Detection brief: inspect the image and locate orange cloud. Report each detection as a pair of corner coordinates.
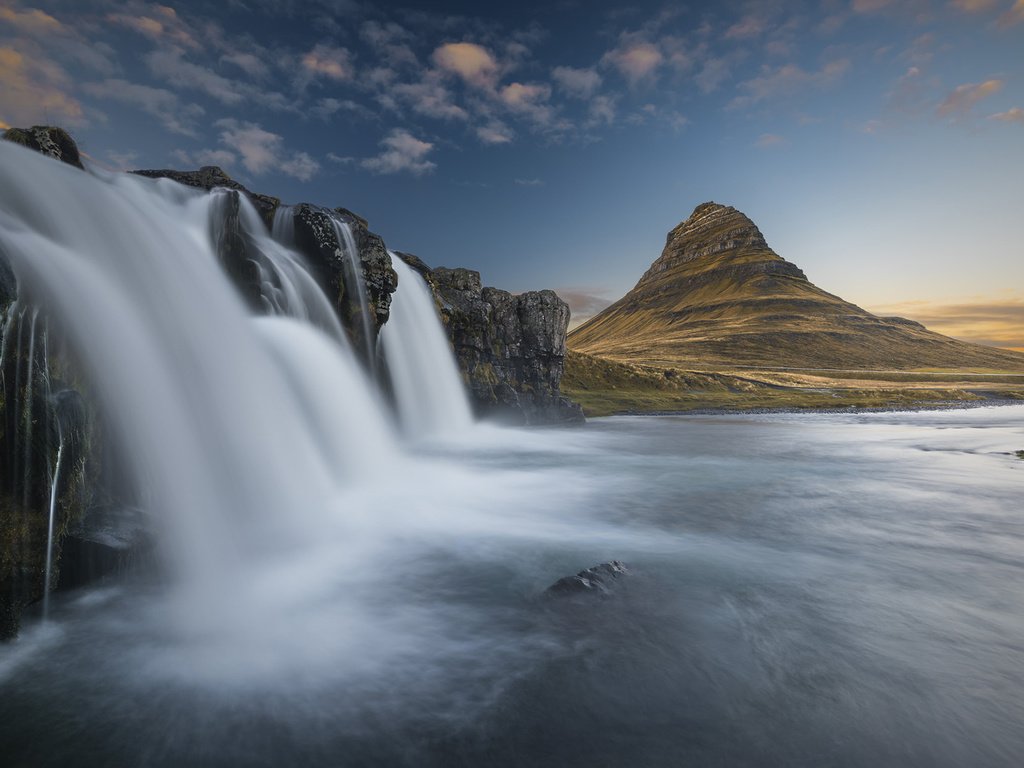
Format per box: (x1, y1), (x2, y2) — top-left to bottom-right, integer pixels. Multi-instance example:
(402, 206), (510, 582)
(603, 42), (663, 85)
(950, 0), (998, 10)
(432, 42), (498, 88)
(0, 7), (64, 34)
(868, 298), (1024, 351)
(0, 46), (84, 126)
(990, 107), (1024, 122)
(301, 45), (353, 81)
(936, 79), (1003, 116)
(999, 0), (1024, 26)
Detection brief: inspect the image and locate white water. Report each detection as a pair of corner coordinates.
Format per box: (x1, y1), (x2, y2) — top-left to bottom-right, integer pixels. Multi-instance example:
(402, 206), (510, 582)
(42, 430), (63, 620)
(330, 217), (377, 370)
(381, 253), (474, 436)
(0, 141), (398, 616)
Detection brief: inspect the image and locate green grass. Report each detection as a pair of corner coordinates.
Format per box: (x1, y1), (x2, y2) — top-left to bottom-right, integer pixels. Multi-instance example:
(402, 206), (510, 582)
(563, 351), (989, 417)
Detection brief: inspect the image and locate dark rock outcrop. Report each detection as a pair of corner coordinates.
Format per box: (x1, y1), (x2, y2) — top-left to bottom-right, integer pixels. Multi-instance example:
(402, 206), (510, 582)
(2, 125), (84, 169)
(286, 204), (396, 361)
(546, 561), (629, 596)
(397, 258), (583, 425)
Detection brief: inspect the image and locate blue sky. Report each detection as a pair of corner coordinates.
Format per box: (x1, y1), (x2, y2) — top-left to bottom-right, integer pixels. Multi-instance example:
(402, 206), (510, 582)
(2, 0), (1023, 347)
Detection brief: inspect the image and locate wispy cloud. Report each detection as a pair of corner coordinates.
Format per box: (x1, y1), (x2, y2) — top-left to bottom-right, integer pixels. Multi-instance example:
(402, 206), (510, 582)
(362, 129), (436, 175)
(868, 298), (1024, 351)
(186, 119), (322, 181)
(476, 121), (514, 144)
(936, 79), (1003, 117)
(83, 78), (204, 136)
(755, 133), (786, 148)
(990, 107), (1024, 123)
(602, 39), (663, 86)
(999, 0), (1024, 26)
(300, 44), (354, 82)
(559, 289), (616, 329)
(514, 177), (544, 186)
(552, 65), (602, 99)
(950, 0), (999, 12)
(730, 58), (850, 109)
(0, 45), (85, 125)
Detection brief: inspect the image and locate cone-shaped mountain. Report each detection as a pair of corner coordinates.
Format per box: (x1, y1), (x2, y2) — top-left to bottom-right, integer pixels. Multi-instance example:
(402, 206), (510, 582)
(569, 202), (1024, 370)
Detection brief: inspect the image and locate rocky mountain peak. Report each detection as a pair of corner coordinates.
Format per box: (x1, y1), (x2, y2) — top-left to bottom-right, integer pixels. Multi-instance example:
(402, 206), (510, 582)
(634, 202), (796, 290)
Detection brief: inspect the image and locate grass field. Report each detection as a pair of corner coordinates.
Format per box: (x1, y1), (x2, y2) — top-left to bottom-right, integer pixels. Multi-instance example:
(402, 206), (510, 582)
(562, 351), (1024, 417)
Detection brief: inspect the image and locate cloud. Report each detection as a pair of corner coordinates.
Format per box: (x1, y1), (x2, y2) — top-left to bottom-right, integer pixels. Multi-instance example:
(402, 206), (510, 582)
(211, 119), (320, 180)
(603, 41), (663, 85)
(999, 0), (1024, 26)
(0, 45), (84, 126)
(362, 129), (436, 175)
(0, 6), (64, 35)
(867, 298), (1024, 350)
(393, 79), (468, 120)
(852, 0), (894, 12)
(301, 44), (353, 81)
(936, 79), (1003, 116)
(730, 58), (850, 109)
(587, 95), (617, 126)
(990, 107), (1024, 122)
(695, 57), (730, 93)
(432, 42), (498, 88)
(146, 47), (245, 105)
(476, 121), (515, 144)
(172, 147), (238, 169)
(514, 177), (544, 186)
(950, 0), (998, 11)
(107, 6), (199, 50)
(559, 289), (615, 328)
(499, 81), (555, 125)
(83, 78), (204, 136)
(725, 15), (767, 40)
(311, 97), (373, 120)
(552, 66), (601, 98)
(755, 133), (786, 147)
(221, 51), (269, 79)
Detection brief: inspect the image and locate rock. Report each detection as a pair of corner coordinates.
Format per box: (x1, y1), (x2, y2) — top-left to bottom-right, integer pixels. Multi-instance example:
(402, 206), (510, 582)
(400, 257), (584, 426)
(2, 125), (84, 169)
(57, 505), (151, 591)
(286, 204), (397, 364)
(545, 561), (630, 596)
(132, 166), (280, 230)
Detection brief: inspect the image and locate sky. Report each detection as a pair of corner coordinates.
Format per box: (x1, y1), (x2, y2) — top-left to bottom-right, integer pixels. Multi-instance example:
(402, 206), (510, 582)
(1, 0), (1022, 349)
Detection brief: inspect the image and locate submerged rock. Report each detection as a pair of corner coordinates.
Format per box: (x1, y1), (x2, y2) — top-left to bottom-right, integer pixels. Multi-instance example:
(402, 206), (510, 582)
(546, 561), (630, 596)
(397, 256), (584, 426)
(2, 125), (84, 169)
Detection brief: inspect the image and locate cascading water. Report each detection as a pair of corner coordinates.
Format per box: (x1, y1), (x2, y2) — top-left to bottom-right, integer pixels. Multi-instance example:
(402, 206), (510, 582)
(329, 217), (377, 372)
(0, 141), (397, 619)
(381, 253), (474, 436)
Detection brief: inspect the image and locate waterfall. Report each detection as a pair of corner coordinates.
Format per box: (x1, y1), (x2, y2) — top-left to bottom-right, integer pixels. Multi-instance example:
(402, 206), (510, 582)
(0, 141), (398, 612)
(381, 254), (474, 436)
(42, 425), (63, 621)
(329, 218), (377, 372)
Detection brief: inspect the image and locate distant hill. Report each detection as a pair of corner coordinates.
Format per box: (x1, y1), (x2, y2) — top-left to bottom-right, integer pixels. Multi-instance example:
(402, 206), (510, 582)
(568, 202), (1024, 372)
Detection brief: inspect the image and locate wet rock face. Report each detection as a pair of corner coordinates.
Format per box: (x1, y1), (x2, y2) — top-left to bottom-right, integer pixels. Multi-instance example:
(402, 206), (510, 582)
(406, 260), (584, 425)
(2, 126), (84, 170)
(287, 204), (397, 363)
(546, 561), (630, 597)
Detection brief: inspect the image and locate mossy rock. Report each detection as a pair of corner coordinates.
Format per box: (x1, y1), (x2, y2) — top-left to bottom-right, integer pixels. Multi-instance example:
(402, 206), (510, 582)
(2, 126), (84, 170)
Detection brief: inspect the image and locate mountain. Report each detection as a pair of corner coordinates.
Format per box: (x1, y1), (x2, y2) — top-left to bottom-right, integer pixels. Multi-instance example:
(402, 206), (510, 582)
(568, 202), (1024, 371)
